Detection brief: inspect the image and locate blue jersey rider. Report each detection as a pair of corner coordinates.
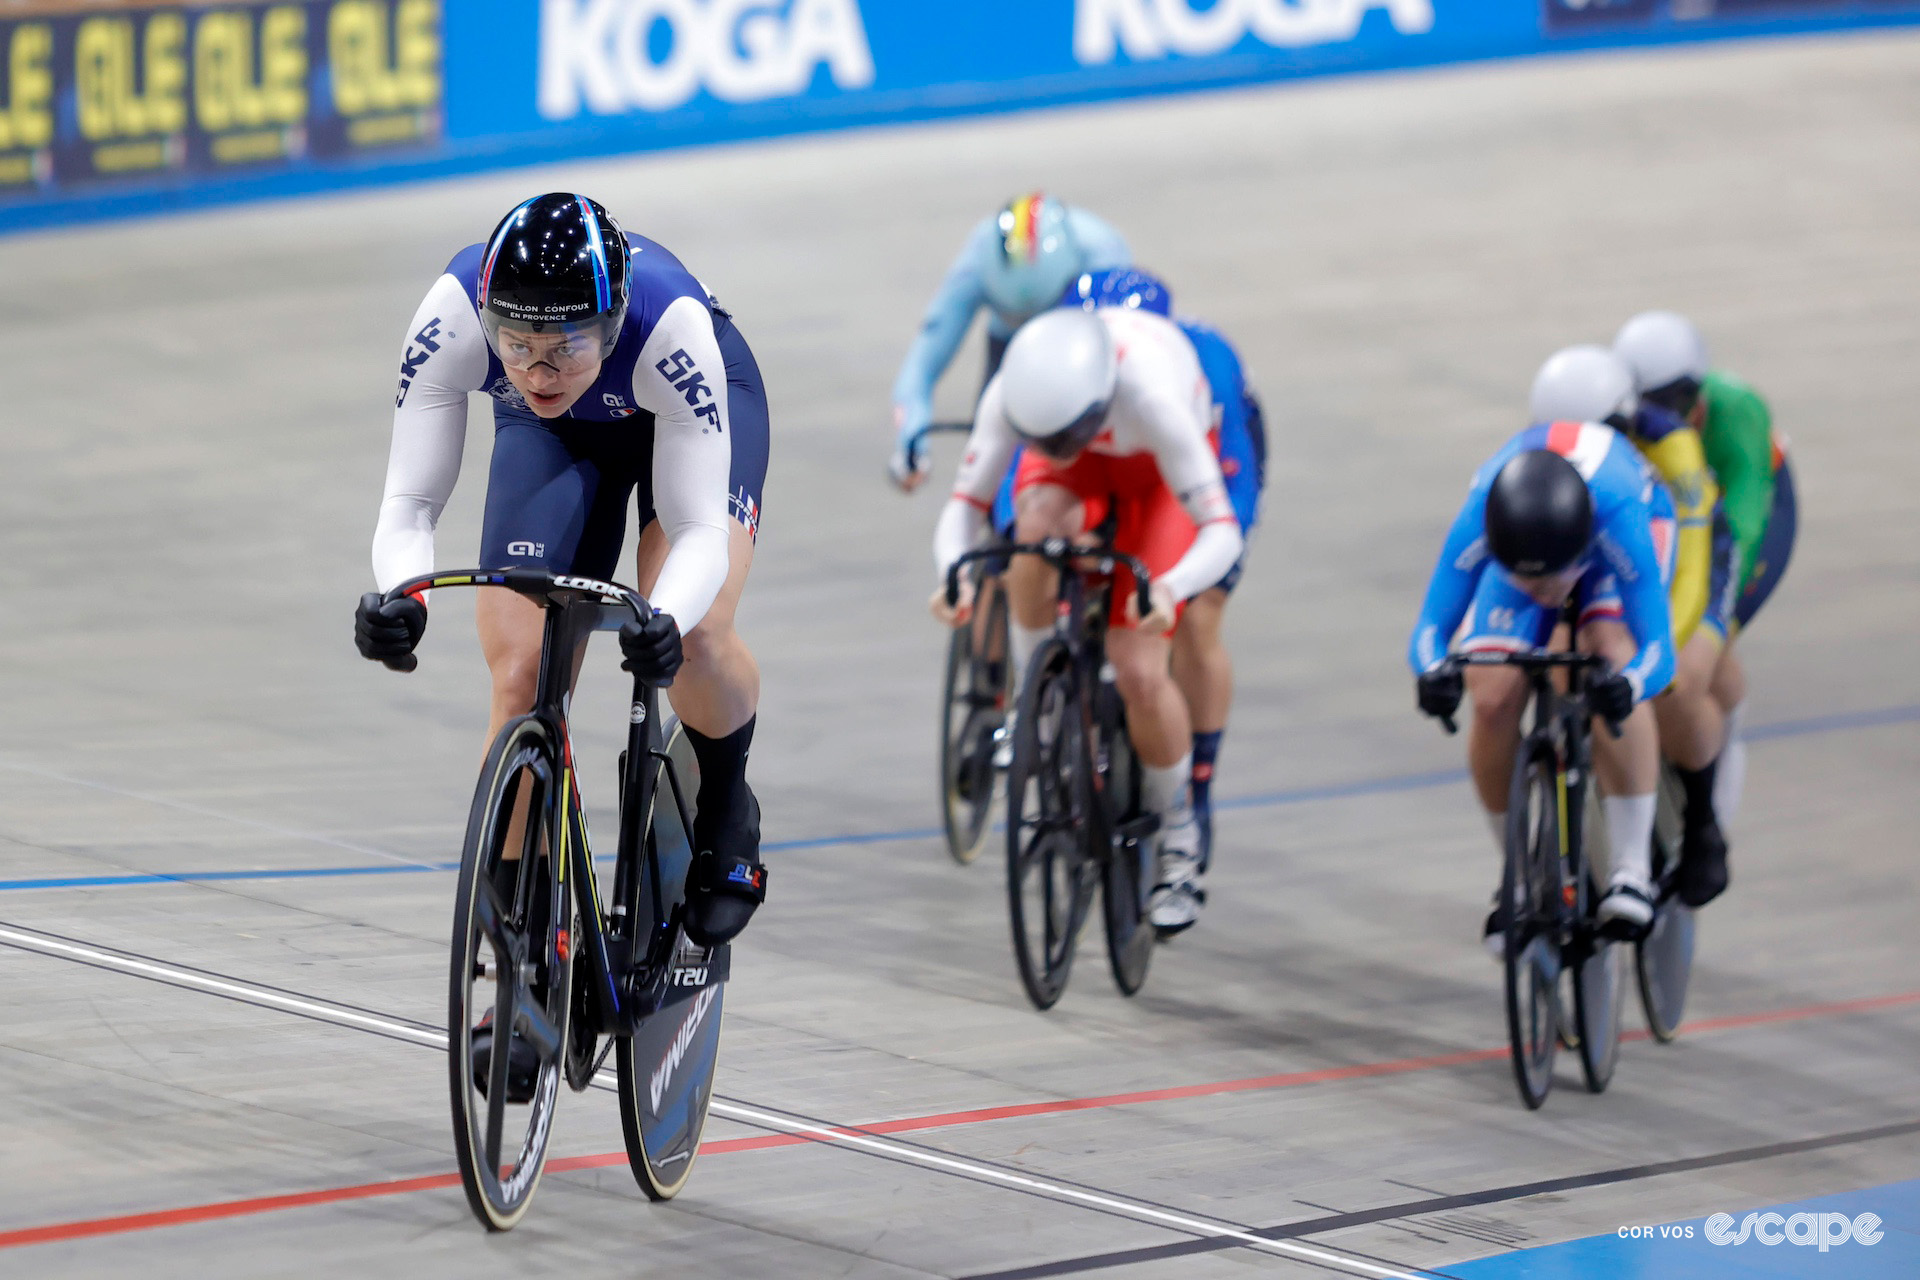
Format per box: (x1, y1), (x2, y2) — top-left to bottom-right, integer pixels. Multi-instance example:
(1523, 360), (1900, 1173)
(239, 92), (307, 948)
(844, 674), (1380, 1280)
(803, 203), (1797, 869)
(1410, 411), (1678, 942)
(888, 192), (1130, 490)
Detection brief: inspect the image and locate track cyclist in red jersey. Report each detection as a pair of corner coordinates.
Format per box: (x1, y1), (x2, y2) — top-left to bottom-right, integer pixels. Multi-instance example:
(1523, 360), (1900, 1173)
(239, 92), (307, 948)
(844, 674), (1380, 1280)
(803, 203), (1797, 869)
(1614, 311), (1798, 904)
(930, 307), (1244, 934)
(353, 193), (771, 957)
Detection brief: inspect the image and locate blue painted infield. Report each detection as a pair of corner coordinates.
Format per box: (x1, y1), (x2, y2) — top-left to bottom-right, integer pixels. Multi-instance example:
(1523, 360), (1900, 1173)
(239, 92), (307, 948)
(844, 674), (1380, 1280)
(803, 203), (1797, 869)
(1, 703), (1912, 894)
(1444, 1177), (1920, 1278)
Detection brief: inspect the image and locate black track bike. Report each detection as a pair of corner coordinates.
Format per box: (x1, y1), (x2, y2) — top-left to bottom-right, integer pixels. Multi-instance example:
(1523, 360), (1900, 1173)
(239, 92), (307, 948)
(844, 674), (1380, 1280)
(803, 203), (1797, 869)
(947, 540), (1158, 1010)
(1433, 649), (1625, 1109)
(919, 421), (1012, 865)
(380, 568), (732, 1230)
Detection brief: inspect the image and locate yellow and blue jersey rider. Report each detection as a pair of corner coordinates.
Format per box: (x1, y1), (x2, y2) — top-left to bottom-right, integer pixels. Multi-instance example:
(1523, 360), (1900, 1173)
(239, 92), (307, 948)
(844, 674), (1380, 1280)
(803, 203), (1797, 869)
(1527, 345), (1736, 911)
(1613, 311), (1798, 907)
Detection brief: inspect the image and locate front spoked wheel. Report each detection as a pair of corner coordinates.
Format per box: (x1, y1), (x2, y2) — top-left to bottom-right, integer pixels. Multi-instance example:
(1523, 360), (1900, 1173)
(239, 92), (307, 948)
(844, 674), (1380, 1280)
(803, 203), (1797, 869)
(1006, 641), (1096, 1009)
(1502, 741), (1561, 1110)
(449, 716), (571, 1231)
(1637, 765), (1696, 1041)
(940, 579), (1008, 865)
(1096, 682), (1153, 996)
(614, 723), (724, 1201)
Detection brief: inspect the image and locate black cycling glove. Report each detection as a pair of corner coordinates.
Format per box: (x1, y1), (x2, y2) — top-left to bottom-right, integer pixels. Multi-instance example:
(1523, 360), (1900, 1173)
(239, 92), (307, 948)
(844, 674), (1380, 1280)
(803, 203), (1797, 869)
(355, 593), (426, 672)
(1588, 669), (1635, 725)
(619, 613), (683, 685)
(1416, 666), (1463, 721)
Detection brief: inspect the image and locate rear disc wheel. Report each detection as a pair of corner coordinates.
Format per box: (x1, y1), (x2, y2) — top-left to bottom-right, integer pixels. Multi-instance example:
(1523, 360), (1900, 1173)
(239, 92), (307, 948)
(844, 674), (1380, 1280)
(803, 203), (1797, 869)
(1637, 765), (1697, 1041)
(1097, 687), (1153, 996)
(613, 724), (723, 1201)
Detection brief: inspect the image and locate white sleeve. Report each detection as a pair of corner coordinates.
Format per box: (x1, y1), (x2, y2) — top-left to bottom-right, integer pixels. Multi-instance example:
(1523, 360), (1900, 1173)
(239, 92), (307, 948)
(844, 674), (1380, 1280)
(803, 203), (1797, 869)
(632, 295), (734, 632)
(1134, 383), (1243, 603)
(933, 376), (1019, 576)
(372, 274), (489, 592)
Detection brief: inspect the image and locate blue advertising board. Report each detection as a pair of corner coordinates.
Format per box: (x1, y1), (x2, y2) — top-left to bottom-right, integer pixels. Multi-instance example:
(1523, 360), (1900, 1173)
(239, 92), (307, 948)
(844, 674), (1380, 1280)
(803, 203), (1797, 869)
(3, 0), (1917, 232)
(0, 1), (442, 226)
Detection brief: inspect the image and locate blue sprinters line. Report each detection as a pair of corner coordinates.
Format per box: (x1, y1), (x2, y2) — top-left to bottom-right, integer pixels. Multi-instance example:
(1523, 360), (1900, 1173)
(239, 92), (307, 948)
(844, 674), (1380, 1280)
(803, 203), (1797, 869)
(0, 863), (462, 892)
(3, 703), (1914, 894)
(1745, 703), (1920, 741)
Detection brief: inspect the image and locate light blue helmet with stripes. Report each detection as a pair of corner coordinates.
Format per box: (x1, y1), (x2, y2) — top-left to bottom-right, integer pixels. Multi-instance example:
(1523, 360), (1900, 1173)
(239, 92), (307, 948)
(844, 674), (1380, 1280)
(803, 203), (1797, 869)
(477, 192), (632, 361)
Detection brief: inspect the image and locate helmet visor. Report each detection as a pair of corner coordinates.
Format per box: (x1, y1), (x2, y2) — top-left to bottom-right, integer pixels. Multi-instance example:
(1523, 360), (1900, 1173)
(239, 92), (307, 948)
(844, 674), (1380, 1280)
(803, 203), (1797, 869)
(482, 312), (616, 374)
(1641, 376), (1702, 420)
(1025, 399), (1110, 462)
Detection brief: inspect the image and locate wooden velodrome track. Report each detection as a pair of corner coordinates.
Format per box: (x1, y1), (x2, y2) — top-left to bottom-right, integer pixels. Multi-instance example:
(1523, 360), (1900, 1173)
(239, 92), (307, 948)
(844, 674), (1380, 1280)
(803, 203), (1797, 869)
(1, 28), (1916, 1280)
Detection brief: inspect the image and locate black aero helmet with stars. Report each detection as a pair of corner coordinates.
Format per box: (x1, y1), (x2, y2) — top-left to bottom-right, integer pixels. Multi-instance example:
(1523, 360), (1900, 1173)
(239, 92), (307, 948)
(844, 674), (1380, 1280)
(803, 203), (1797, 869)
(1485, 449), (1594, 577)
(477, 193), (632, 359)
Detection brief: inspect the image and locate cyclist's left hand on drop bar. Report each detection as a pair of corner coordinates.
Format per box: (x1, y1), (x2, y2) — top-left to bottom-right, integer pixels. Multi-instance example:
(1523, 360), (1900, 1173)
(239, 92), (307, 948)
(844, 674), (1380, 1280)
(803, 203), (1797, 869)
(1131, 580), (1179, 636)
(1587, 667), (1634, 726)
(619, 613), (683, 685)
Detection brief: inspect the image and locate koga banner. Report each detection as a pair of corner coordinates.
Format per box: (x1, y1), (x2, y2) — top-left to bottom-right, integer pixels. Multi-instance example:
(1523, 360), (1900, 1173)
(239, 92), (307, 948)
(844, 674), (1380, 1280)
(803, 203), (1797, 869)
(535, 0), (876, 118)
(1543, 0), (1920, 33)
(449, 0), (1455, 139)
(10, 0), (1920, 229)
(0, 0), (441, 197)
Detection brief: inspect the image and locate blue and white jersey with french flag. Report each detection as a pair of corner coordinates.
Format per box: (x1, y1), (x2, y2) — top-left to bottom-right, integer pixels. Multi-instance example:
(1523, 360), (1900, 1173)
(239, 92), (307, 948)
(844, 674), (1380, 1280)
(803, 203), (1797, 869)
(373, 228), (736, 632)
(1408, 421), (1678, 703)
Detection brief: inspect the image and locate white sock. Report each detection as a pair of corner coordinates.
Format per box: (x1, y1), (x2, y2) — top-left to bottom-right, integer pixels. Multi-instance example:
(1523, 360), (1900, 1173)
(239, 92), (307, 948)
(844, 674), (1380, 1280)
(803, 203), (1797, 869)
(1485, 810), (1507, 860)
(1714, 701), (1748, 827)
(1603, 793), (1657, 888)
(1143, 753), (1193, 822)
(1007, 623), (1045, 707)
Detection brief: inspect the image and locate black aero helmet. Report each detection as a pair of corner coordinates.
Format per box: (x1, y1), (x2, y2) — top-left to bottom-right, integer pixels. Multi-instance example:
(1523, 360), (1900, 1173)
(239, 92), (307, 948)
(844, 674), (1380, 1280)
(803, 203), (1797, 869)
(1485, 449), (1594, 576)
(477, 193), (631, 359)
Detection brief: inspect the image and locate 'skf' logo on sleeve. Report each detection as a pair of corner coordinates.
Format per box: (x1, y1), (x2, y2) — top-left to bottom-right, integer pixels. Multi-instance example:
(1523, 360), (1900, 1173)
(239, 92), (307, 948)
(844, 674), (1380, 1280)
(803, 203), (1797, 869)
(396, 318), (444, 408)
(654, 348), (723, 431)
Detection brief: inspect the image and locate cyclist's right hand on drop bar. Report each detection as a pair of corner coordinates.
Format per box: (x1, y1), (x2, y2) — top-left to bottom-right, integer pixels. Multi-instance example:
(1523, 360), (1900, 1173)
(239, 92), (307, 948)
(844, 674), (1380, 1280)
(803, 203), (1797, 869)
(355, 593), (426, 672)
(1416, 665), (1463, 722)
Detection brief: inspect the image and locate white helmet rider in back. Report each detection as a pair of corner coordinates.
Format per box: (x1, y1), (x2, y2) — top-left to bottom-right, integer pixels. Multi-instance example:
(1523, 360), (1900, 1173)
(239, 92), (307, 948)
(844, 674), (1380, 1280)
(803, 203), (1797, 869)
(1614, 310), (1710, 407)
(1529, 344), (1639, 430)
(998, 308), (1118, 461)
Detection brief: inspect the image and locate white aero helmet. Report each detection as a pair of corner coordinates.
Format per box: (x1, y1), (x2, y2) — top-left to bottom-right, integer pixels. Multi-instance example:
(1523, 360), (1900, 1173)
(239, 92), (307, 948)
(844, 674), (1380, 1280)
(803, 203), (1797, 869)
(1614, 310), (1709, 414)
(981, 192), (1085, 320)
(999, 308), (1117, 460)
(1529, 344), (1638, 429)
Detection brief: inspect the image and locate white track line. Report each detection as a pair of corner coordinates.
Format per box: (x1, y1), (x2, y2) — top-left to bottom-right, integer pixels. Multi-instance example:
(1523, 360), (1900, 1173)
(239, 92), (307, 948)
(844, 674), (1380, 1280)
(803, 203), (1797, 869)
(0, 921), (1427, 1279)
(0, 924), (443, 1047)
(714, 1098), (1427, 1278)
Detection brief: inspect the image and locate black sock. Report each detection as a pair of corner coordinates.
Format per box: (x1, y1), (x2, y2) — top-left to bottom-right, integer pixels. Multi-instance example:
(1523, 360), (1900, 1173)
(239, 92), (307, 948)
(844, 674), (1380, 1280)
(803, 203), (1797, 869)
(1190, 730), (1223, 812)
(1674, 759), (1720, 831)
(687, 716), (755, 856)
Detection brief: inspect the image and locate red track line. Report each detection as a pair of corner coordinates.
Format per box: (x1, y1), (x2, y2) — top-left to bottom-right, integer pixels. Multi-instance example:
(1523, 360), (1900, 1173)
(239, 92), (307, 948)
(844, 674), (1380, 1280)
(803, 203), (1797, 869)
(0, 1173), (465, 1250)
(5, 987), (1916, 1252)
